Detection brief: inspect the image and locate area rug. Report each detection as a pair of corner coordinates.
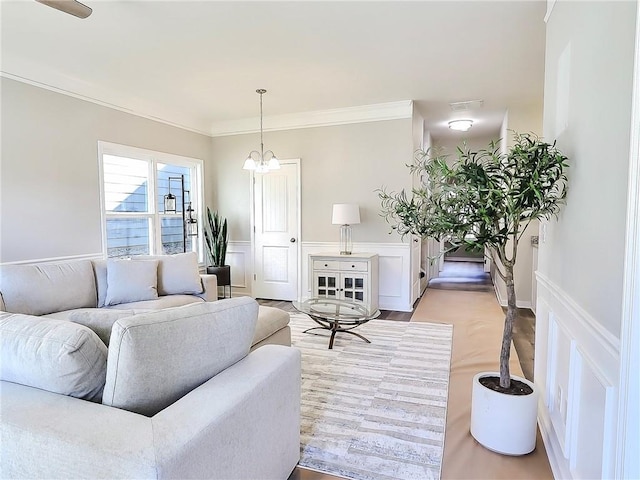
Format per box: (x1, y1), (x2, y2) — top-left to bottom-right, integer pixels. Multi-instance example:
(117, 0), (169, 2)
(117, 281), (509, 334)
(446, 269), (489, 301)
(289, 314), (454, 480)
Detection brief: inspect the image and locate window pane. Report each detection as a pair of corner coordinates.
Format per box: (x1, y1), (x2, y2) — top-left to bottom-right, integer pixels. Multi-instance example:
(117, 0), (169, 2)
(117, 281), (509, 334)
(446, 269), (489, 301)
(161, 217), (195, 254)
(157, 164), (191, 213)
(103, 155), (149, 213)
(161, 217), (184, 254)
(106, 218), (150, 257)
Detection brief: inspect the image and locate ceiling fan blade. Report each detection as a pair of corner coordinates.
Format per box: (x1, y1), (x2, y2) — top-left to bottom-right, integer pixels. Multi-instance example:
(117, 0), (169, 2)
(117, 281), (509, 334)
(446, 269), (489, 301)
(35, 0), (92, 19)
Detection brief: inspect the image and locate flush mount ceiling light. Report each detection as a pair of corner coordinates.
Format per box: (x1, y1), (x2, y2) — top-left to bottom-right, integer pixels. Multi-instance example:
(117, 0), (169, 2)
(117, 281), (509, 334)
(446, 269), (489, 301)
(35, 0), (92, 19)
(243, 89), (280, 174)
(448, 119), (474, 132)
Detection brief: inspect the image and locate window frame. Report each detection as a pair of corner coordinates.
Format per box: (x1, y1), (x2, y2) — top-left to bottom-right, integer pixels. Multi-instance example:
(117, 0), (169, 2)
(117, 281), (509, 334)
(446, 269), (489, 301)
(97, 141), (204, 261)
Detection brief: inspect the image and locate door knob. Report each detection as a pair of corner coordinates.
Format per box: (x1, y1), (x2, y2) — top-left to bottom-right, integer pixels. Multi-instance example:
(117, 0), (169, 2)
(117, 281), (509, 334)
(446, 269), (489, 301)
(290, 238), (296, 243)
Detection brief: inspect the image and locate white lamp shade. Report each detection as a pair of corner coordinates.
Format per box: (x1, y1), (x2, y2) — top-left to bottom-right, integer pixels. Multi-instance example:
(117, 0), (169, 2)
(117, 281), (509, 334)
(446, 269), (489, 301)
(243, 157), (256, 170)
(332, 204), (360, 225)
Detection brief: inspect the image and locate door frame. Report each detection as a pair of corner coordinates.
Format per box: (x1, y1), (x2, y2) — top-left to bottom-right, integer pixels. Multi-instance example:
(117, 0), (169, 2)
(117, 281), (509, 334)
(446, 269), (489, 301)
(249, 158), (302, 300)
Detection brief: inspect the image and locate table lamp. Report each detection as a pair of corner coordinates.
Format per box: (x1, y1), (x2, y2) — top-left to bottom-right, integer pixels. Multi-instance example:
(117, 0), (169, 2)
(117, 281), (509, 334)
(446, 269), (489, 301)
(332, 204), (360, 255)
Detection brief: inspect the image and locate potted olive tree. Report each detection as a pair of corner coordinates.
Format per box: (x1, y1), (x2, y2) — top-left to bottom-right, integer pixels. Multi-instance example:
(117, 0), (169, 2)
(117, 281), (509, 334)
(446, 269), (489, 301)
(204, 208), (231, 297)
(378, 132), (568, 455)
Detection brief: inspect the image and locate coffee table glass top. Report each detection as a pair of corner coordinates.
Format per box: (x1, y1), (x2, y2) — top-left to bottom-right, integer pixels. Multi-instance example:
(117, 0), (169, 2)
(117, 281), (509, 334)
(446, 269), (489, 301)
(292, 298), (380, 349)
(292, 297), (380, 324)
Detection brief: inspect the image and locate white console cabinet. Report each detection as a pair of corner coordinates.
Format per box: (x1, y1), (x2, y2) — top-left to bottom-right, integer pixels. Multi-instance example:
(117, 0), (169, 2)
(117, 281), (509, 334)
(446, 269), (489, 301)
(309, 253), (379, 311)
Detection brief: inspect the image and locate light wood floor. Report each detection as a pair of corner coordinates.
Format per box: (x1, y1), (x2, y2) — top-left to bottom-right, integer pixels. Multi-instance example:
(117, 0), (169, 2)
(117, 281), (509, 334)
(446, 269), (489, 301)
(271, 261), (538, 479)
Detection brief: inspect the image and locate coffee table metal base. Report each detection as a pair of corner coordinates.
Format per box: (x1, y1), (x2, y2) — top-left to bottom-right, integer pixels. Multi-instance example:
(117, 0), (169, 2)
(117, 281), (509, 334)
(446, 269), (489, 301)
(303, 315), (371, 349)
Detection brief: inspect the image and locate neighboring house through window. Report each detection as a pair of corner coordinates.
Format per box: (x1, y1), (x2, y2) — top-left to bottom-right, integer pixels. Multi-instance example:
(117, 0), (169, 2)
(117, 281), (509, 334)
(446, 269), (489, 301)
(98, 141), (203, 259)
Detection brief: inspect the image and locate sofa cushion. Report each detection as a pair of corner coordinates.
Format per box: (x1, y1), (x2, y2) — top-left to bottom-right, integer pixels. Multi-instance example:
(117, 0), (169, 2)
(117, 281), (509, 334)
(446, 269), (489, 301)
(253, 306), (291, 345)
(0, 313), (107, 401)
(67, 309), (136, 346)
(0, 260), (97, 315)
(106, 294), (204, 312)
(105, 259), (159, 306)
(136, 252), (203, 296)
(102, 297), (259, 416)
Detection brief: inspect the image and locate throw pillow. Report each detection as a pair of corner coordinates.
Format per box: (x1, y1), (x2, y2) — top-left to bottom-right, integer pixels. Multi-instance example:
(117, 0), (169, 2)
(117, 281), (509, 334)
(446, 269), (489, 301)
(92, 259), (108, 308)
(0, 313), (107, 401)
(68, 309), (135, 346)
(135, 252), (203, 296)
(104, 259), (159, 306)
(102, 297), (259, 416)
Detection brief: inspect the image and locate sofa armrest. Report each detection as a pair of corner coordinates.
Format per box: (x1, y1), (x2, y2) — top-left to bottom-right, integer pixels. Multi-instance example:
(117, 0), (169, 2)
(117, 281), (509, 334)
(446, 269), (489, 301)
(0, 345), (301, 480)
(0, 381), (157, 479)
(152, 345), (301, 480)
(197, 273), (218, 302)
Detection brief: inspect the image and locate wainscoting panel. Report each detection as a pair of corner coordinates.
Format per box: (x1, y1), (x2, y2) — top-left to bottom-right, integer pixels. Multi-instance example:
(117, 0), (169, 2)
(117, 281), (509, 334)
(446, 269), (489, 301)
(536, 272), (620, 480)
(226, 241), (251, 297)
(0, 253), (104, 265)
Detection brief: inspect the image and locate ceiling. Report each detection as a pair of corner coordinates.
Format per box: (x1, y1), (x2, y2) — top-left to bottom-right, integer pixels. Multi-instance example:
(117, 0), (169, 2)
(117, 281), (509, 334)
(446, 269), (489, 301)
(0, 0), (547, 140)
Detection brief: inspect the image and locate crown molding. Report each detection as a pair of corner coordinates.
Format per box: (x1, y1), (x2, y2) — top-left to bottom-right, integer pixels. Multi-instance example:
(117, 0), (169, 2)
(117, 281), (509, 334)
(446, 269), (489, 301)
(1, 61), (212, 136)
(544, 0), (557, 23)
(209, 100), (413, 137)
(2, 58), (412, 138)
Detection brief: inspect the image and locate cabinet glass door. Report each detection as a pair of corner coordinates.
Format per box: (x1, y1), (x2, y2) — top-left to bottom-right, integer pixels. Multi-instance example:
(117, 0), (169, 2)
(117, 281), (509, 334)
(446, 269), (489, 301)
(315, 273), (338, 298)
(342, 274), (366, 303)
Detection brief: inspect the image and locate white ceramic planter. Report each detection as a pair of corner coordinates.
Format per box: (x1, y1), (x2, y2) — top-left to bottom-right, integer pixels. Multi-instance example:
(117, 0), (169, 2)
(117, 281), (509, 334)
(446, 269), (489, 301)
(470, 371), (539, 455)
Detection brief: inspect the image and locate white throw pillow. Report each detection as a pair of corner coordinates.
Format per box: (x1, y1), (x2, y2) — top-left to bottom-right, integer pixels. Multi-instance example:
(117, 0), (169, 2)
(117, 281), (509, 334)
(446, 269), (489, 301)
(135, 252), (203, 296)
(0, 313), (107, 401)
(105, 259), (159, 306)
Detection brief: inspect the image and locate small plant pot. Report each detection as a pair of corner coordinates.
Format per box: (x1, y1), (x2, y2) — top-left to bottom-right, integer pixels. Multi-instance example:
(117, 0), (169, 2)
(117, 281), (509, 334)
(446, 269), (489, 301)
(206, 265), (231, 286)
(470, 371), (539, 455)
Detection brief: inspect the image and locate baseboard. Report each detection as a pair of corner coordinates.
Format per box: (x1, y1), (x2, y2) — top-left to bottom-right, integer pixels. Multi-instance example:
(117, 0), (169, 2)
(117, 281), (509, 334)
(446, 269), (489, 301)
(538, 407), (573, 480)
(493, 283), (533, 310)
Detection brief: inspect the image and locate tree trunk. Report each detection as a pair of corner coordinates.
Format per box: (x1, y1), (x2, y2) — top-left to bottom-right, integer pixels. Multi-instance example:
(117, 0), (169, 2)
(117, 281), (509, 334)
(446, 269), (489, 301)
(500, 263), (517, 388)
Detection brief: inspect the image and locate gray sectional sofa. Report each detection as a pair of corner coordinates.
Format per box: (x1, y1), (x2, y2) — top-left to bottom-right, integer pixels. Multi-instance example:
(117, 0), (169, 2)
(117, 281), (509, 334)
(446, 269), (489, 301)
(0, 254), (300, 479)
(0, 253), (291, 349)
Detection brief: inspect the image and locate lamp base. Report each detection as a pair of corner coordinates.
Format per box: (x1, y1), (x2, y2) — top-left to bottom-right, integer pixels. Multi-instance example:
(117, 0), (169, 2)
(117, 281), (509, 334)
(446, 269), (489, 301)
(339, 224), (353, 255)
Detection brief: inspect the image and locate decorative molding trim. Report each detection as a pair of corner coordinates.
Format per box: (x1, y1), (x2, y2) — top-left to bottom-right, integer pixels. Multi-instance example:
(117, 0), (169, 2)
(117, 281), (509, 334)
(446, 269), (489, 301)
(616, 4), (640, 476)
(539, 404), (573, 480)
(536, 274), (622, 479)
(209, 101), (413, 137)
(544, 0), (557, 23)
(227, 241), (252, 296)
(0, 71), (211, 136)
(0, 253), (103, 266)
(536, 272), (620, 355)
(2, 71), (411, 139)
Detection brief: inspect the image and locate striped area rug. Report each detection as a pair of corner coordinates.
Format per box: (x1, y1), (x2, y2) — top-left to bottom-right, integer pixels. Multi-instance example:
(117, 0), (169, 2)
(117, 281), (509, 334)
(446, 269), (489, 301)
(290, 314), (454, 480)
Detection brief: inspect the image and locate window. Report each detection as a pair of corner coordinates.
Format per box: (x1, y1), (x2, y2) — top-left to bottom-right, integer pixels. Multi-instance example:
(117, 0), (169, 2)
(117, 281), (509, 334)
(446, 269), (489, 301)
(98, 141), (203, 259)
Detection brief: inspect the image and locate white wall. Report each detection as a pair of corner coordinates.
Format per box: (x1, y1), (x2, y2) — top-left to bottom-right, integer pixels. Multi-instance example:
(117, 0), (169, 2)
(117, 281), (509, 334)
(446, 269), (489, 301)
(209, 117), (416, 308)
(209, 118), (413, 243)
(537, 1), (637, 478)
(0, 78), (213, 263)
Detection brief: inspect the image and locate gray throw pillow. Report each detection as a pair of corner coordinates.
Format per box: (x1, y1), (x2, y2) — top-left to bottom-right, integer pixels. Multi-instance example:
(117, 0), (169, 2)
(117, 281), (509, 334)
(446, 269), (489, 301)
(105, 259), (159, 306)
(0, 313), (107, 401)
(135, 252), (203, 296)
(102, 297), (258, 416)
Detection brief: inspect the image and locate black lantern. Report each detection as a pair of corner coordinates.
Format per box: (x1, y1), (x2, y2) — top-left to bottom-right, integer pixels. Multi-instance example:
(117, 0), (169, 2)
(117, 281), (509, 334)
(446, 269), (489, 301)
(185, 191), (198, 237)
(164, 177), (179, 213)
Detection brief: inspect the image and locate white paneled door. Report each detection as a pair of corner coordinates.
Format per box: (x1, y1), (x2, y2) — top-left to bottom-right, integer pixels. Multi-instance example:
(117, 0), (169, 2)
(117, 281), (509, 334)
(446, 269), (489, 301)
(252, 160), (300, 300)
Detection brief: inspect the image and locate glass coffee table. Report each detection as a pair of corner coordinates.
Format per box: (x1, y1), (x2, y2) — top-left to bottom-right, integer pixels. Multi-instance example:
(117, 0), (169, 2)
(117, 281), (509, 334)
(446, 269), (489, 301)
(292, 298), (381, 349)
